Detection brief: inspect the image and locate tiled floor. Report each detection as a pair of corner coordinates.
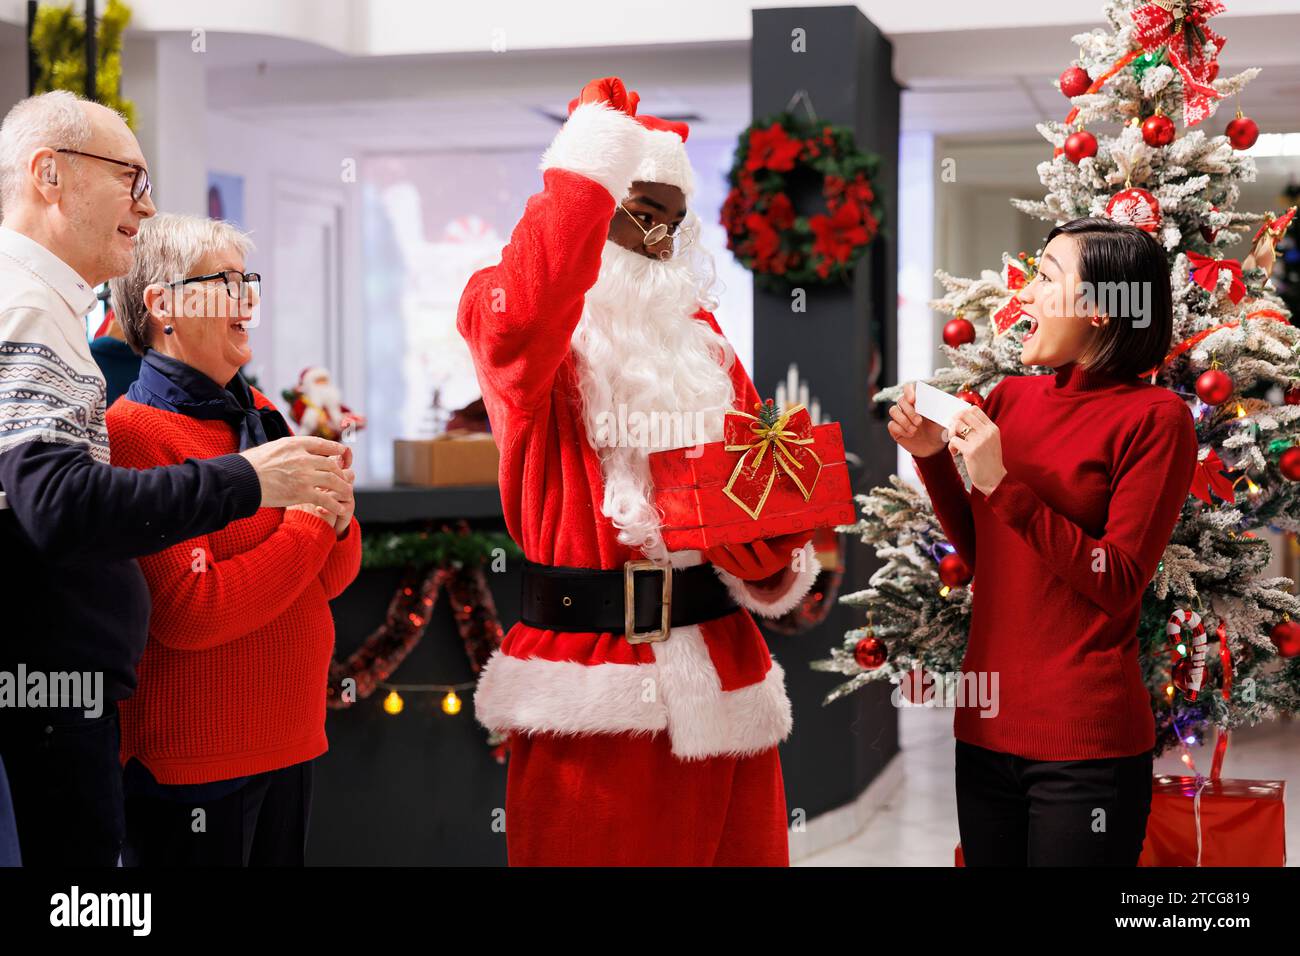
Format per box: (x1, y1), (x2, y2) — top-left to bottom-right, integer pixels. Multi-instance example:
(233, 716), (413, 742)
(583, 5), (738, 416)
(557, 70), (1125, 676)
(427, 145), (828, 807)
(799, 705), (1297, 866)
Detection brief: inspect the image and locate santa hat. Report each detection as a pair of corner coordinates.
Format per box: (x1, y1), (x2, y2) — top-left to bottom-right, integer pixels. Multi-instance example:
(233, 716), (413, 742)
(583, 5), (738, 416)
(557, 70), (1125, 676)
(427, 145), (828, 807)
(561, 94), (695, 201)
(629, 113), (694, 201)
(298, 366), (328, 387)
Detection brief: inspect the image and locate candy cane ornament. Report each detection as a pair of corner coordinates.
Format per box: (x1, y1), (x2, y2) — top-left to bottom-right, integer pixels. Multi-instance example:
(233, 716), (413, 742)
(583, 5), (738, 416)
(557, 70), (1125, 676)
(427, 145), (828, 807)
(1168, 608), (1208, 701)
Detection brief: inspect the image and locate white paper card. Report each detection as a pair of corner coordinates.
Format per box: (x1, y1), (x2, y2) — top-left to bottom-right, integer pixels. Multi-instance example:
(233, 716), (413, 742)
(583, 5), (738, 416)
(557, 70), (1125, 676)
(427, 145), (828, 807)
(913, 380), (970, 431)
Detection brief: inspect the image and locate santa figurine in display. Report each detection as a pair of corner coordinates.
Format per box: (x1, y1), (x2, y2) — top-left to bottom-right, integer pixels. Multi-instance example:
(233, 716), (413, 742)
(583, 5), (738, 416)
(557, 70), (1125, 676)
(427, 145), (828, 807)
(457, 76), (820, 866)
(283, 366), (367, 441)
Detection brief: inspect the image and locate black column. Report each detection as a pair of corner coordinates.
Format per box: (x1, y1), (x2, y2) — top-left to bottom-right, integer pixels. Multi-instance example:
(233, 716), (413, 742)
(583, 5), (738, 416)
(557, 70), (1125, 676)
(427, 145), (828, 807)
(751, 6), (902, 823)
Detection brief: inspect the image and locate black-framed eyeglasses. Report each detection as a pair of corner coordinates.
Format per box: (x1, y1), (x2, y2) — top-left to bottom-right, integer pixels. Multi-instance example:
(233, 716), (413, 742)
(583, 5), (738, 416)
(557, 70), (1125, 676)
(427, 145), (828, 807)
(55, 148), (151, 201)
(173, 270), (261, 302)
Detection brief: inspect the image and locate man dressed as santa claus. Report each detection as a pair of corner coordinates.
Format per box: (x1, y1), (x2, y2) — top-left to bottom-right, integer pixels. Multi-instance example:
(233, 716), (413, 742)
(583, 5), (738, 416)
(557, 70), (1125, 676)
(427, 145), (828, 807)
(457, 77), (820, 866)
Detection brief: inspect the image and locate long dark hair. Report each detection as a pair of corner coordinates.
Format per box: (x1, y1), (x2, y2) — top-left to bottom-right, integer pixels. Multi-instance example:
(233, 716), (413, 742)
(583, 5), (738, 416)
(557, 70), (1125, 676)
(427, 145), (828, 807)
(1043, 216), (1172, 379)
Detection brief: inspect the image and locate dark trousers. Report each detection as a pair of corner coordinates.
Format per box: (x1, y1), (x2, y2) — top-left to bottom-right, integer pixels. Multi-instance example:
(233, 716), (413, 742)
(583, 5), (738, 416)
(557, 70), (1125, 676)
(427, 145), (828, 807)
(0, 703), (125, 866)
(956, 739), (1153, 866)
(123, 760), (314, 866)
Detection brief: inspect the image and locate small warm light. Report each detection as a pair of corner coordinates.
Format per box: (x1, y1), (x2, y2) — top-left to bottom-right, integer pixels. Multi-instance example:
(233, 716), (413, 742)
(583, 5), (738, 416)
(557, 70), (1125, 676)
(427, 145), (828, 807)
(1165, 684), (1175, 697)
(442, 690), (463, 715)
(1246, 478), (1259, 495)
(939, 585), (950, 598)
(1236, 404), (1246, 417)
(1181, 753), (1193, 766)
(383, 690), (404, 715)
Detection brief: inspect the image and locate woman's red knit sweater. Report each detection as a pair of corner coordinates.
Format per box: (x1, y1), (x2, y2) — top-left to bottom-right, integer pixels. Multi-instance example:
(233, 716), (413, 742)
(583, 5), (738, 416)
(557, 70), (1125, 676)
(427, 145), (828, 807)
(912, 360), (1198, 760)
(106, 390), (362, 784)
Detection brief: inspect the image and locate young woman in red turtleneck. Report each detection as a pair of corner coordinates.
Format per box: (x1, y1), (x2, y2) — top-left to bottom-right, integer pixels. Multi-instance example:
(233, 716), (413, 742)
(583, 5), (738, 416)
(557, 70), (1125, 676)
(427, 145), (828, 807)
(889, 217), (1198, 866)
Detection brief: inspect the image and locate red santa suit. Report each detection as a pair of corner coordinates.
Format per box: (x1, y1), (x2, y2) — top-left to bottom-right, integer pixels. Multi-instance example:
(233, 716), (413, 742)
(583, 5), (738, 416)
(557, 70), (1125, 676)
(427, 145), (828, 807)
(456, 100), (820, 866)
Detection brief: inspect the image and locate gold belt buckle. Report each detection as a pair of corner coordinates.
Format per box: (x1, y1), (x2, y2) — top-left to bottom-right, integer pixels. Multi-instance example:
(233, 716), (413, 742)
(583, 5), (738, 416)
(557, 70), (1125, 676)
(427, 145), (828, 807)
(624, 559), (672, 644)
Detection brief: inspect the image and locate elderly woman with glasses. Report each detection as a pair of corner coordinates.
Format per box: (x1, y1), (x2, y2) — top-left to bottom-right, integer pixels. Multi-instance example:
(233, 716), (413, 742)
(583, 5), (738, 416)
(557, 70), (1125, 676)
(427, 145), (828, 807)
(104, 213), (361, 866)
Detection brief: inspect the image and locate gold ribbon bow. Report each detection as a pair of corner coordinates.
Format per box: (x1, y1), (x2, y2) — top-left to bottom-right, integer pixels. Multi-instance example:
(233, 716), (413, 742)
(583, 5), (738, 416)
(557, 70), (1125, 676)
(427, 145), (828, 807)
(721, 402), (823, 519)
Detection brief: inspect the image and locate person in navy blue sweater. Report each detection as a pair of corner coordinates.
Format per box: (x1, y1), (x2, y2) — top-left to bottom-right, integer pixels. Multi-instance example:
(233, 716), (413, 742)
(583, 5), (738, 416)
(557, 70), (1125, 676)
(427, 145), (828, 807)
(0, 92), (352, 867)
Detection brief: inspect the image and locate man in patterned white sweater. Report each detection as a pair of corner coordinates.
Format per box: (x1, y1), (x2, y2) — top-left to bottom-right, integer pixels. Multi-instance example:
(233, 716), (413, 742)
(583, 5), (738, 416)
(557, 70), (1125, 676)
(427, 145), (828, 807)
(0, 92), (353, 866)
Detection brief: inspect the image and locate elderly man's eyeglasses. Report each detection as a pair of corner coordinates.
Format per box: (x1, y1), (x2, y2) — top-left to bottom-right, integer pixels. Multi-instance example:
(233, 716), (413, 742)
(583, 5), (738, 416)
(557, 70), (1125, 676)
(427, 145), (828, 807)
(619, 203), (694, 252)
(55, 148), (151, 202)
(173, 270), (261, 302)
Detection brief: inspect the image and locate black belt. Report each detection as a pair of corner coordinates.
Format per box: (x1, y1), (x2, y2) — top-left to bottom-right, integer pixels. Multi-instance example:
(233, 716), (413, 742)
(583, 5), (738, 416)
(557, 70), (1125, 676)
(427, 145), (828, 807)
(520, 558), (740, 643)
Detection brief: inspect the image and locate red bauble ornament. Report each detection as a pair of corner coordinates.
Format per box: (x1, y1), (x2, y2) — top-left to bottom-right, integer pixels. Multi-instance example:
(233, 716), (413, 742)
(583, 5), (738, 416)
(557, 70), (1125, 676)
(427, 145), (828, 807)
(956, 390), (983, 408)
(1059, 66), (1092, 98)
(1195, 368), (1234, 405)
(1279, 446), (1300, 481)
(1105, 187), (1161, 234)
(1200, 205), (1219, 243)
(1269, 619), (1300, 657)
(1064, 129), (1098, 164)
(1226, 113), (1259, 150)
(1286, 387), (1300, 405)
(1172, 657), (1194, 696)
(943, 316), (976, 348)
(938, 552), (973, 588)
(1141, 112), (1176, 147)
(854, 635), (888, 670)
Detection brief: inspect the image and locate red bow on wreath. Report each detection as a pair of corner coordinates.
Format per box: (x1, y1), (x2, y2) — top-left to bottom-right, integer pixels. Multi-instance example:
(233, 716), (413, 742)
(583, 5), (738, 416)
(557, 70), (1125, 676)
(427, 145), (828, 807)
(721, 402), (822, 519)
(1131, 0), (1225, 127)
(1186, 251), (1245, 304)
(1190, 446), (1234, 504)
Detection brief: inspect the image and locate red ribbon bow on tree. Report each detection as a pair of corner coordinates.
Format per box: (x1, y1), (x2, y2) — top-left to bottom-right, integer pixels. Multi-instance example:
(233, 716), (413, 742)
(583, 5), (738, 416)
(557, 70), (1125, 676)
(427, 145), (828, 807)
(1131, 0), (1225, 127)
(721, 401), (823, 519)
(1186, 251), (1246, 304)
(1189, 446), (1234, 504)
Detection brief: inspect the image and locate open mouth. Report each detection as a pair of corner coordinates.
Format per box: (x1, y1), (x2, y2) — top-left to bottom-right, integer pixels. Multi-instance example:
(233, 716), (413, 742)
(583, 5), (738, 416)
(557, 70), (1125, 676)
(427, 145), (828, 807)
(117, 225), (137, 241)
(230, 321), (249, 334)
(1023, 318), (1039, 342)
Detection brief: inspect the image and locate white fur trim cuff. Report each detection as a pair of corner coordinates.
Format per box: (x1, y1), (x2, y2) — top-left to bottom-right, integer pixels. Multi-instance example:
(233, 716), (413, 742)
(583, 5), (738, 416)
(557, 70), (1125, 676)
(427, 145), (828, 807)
(539, 101), (646, 201)
(712, 540), (821, 619)
(473, 626), (792, 760)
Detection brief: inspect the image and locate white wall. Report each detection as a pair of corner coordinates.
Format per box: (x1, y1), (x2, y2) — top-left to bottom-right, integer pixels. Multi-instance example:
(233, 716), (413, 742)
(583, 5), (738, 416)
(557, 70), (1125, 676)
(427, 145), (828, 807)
(205, 111), (366, 477)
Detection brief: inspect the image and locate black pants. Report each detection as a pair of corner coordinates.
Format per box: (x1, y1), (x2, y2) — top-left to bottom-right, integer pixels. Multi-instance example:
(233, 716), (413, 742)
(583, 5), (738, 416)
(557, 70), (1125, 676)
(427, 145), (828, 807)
(123, 760), (314, 866)
(0, 702), (126, 866)
(956, 739), (1153, 866)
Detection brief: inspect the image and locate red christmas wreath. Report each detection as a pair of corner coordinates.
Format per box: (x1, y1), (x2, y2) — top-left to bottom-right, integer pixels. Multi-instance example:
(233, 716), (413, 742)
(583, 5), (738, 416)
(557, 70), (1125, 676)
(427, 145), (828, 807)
(722, 115), (883, 290)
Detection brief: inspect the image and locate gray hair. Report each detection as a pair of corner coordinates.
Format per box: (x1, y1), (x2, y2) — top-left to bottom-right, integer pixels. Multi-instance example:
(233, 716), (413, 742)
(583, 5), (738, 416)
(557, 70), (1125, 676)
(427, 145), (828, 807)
(109, 213), (255, 355)
(0, 91), (94, 217)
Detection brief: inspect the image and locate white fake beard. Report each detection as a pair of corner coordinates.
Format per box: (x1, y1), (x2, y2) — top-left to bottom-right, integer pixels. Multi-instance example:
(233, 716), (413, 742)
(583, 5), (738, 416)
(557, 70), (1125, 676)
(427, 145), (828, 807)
(571, 240), (736, 563)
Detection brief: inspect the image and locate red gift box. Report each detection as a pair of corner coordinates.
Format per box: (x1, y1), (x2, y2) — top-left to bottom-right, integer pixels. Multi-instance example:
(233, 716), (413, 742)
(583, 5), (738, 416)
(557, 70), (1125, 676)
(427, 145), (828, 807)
(1138, 773), (1286, 867)
(648, 403), (856, 551)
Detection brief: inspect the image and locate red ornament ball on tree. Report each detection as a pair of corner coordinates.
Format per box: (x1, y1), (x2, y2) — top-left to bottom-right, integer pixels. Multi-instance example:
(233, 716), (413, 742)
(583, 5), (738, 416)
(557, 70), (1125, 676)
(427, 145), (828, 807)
(1269, 619), (1300, 658)
(1106, 187), (1161, 234)
(1141, 113), (1175, 147)
(854, 635), (888, 670)
(1279, 446), (1300, 482)
(1226, 114), (1259, 150)
(1200, 205), (1219, 243)
(938, 552), (972, 588)
(1195, 368), (1233, 405)
(956, 390), (983, 408)
(1172, 657), (1194, 696)
(1059, 66), (1092, 98)
(1064, 130), (1098, 164)
(943, 316), (976, 348)
(1286, 387), (1300, 405)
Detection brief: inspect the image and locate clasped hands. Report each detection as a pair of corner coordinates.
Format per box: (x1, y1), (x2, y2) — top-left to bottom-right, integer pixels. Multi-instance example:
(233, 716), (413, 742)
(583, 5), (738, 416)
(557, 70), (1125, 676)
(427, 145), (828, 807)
(288, 445), (356, 538)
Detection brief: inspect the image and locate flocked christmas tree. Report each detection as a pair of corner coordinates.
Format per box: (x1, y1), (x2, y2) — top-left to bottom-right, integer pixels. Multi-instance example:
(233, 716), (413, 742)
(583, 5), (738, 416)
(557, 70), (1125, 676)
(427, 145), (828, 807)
(814, 0), (1300, 760)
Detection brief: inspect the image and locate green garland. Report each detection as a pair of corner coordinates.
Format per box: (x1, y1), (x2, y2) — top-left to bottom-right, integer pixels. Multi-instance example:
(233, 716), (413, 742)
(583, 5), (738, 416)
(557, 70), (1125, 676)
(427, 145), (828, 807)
(361, 528), (522, 570)
(30, 0), (136, 128)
